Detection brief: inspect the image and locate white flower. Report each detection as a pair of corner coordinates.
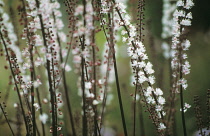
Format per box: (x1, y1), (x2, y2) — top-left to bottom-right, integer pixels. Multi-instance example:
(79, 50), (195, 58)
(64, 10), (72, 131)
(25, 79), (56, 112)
(137, 61), (146, 68)
(182, 39), (191, 50)
(148, 76), (155, 85)
(158, 96), (166, 105)
(180, 19), (191, 26)
(39, 113), (48, 124)
(145, 86), (153, 97)
(158, 123), (166, 130)
(93, 100), (99, 105)
(14, 103), (18, 108)
(57, 127), (62, 131)
(116, 3), (126, 13)
(23, 63), (31, 70)
(85, 82), (92, 89)
(186, 12), (192, 19)
(43, 98), (48, 103)
(155, 88), (163, 96)
(138, 71), (147, 83)
(86, 93), (94, 98)
(185, 0), (194, 9)
(156, 105), (163, 112)
(145, 62), (155, 74)
(61, 63), (72, 72)
(179, 78), (188, 90)
(147, 97), (155, 104)
(127, 46), (134, 56)
(33, 103), (40, 111)
(46, 53), (52, 61)
(182, 61), (191, 75)
(184, 103), (191, 108)
(33, 79), (42, 88)
(180, 103), (191, 112)
(177, 0), (184, 7)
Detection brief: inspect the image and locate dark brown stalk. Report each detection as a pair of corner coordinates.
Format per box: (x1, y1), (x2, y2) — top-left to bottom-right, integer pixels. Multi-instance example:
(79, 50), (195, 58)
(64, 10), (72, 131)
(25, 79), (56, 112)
(194, 96), (205, 136)
(82, 0), (87, 135)
(34, 0), (57, 135)
(133, 84), (138, 136)
(133, 65), (140, 136)
(29, 45), (36, 136)
(50, 46), (58, 136)
(140, 87), (163, 135)
(133, 1), (145, 135)
(58, 36), (76, 136)
(138, 101), (145, 136)
(98, 7), (128, 134)
(99, 49), (112, 130)
(108, 13), (128, 136)
(0, 103), (15, 136)
(179, 56), (187, 136)
(35, 86), (45, 136)
(0, 31), (29, 134)
(54, 14), (76, 134)
(207, 89), (210, 130)
(97, 1), (112, 131)
(111, 0), (165, 123)
(91, 1), (98, 135)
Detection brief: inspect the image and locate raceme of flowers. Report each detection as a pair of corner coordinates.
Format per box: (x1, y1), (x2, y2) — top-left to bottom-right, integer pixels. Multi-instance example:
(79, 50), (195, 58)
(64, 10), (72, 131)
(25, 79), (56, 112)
(171, 0), (194, 112)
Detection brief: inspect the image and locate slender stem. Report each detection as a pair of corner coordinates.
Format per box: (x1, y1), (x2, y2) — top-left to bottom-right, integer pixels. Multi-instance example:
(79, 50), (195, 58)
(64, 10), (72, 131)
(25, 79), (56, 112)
(0, 31), (29, 134)
(108, 12), (128, 135)
(180, 71), (187, 136)
(81, 0), (88, 135)
(0, 104), (15, 136)
(35, 87), (45, 136)
(34, 0), (57, 134)
(133, 84), (137, 136)
(91, 1), (98, 135)
(99, 49), (111, 130)
(139, 102), (145, 136)
(113, 53), (128, 136)
(111, 0), (165, 121)
(29, 46), (36, 136)
(20, 0), (36, 134)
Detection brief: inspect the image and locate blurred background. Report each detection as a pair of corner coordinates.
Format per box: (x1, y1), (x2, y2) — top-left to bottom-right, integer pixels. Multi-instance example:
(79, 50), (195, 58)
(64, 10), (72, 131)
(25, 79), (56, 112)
(0, 0), (210, 135)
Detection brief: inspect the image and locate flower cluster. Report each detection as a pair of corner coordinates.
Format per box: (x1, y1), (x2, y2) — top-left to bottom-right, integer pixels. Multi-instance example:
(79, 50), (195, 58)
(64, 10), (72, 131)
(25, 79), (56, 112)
(180, 102), (191, 112)
(0, 1), (22, 63)
(171, 0), (194, 93)
(114, 1), (166, 131)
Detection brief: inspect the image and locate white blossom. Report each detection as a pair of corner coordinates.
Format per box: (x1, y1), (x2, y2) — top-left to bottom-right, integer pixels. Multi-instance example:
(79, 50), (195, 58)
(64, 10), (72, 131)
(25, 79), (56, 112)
(39, 113), (48, 124)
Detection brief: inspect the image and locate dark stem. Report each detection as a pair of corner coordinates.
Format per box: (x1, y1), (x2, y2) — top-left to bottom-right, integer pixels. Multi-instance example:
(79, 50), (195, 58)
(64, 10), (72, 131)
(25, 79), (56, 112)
(34, 0), (57, 134)
(139, 102), (145, 136)
(99, 49), (111, 130)
(91, 1), (98, 135)
(0, 31), (29, 134)
(0, 103), (15, 136)
(108, 12), (128, 135)
(180, 65), (187, 136)
(81, 0), (88, 135)
(133, 85), (138, 136)
(29, 45), (36, 136)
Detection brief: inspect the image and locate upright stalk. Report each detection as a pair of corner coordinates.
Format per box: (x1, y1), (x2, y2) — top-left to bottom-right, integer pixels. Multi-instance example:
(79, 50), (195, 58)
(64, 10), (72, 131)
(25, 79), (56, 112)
(0, 31), (29, 135)
(108, 13), (128, 136)
(34, 0), (57, 135)
(82, 0), (87, 135)
(180, 63), (187, 136)
(0, 104), (15, 136)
